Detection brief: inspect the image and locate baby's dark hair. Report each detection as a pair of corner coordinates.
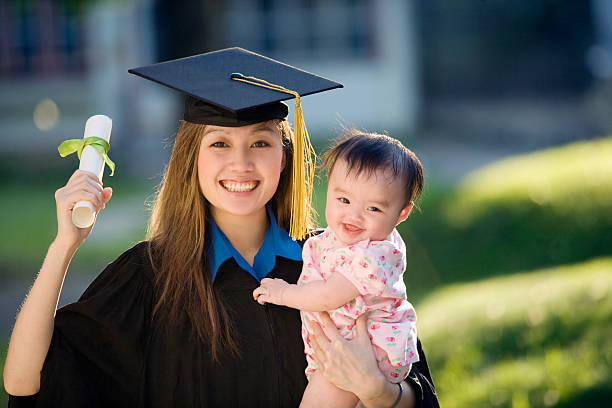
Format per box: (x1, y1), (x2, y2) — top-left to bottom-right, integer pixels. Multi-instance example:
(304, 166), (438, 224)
(320, 130), (424, 205)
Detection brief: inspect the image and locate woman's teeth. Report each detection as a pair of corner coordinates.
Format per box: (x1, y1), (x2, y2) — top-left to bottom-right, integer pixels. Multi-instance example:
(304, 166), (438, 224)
(221, 181), (257, 192)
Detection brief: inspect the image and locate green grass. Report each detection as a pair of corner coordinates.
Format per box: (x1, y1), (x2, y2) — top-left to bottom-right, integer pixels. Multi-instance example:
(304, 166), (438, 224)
(445, 138), (612, 226)
(401, 137), (612, 288)
(1, 339), (7, 406)
(0, 178), (153, 278)
(416, 257), (612, 408)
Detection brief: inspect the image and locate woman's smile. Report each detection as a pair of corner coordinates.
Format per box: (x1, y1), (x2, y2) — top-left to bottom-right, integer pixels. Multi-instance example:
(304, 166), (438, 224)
(220, 179), (259, 193)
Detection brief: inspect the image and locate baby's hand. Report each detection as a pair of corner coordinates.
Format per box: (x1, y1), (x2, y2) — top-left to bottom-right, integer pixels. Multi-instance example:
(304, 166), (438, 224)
(253, 278), (290, 306)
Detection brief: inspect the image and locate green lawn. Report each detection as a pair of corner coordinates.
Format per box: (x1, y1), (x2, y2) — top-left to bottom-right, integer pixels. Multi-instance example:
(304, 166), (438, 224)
(417, 257), (612, 408)
(400, 137), (612, 288)
(1, 340), (7, 406)
(0, 180), (152, 279)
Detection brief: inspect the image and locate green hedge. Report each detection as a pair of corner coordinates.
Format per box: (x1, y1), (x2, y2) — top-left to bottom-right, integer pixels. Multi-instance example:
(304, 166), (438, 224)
(401, 137), (612, 287)
(417, 257), (612, 408)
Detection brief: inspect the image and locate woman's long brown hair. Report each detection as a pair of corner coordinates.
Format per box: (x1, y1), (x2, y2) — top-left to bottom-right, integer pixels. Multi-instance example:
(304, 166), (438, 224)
(145, 119), (299, 361)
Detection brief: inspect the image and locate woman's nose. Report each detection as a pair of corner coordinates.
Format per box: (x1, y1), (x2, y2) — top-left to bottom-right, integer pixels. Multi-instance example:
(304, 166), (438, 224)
(229, 146), (254, 171)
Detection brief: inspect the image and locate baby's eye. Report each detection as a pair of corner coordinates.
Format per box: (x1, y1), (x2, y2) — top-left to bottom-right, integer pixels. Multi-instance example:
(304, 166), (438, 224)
(367, 206), (381, 212)
(251, 141), (269, 148)
(338, 197), (350, 204)
(210, 141), (228, 148)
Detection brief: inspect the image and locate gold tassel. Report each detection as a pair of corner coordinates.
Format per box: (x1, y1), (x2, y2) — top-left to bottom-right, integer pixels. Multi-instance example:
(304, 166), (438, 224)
(231, 74), (315, 240)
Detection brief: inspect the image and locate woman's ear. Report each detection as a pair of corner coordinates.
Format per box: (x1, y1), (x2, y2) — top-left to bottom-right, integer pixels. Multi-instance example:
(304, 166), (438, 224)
(396, 202), (414, 225)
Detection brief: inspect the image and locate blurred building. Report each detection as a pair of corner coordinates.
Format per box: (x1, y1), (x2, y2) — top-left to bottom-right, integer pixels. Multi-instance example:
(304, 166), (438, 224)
(0, 0), (419, 176)
(0, 0), (158, 173)
(419, 1), (599, 149)
(1, 0), (610, 177)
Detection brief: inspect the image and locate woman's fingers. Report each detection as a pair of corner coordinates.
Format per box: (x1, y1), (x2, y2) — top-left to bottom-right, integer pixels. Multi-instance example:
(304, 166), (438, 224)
(54, 170), (111, 246)
(58, 171), (107, 210)
(308, 312), (387, 397)
(67, 170), (102, 189)
(310, 318), (330, 343)
(355, 313), (370, 342)
(310, 334), (325, 371)
(100, 187), (113, 209)
(309, 323), (328, 372)
(58, 187), (103, 210)
(316, 312), (343, 343)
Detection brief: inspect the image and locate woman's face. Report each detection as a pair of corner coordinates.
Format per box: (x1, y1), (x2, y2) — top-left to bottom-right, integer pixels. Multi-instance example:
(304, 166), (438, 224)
(198, 121), (285, 222)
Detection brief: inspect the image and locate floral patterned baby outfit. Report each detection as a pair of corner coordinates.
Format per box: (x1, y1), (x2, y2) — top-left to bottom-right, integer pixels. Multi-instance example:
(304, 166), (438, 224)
(300, 227), (419, 383)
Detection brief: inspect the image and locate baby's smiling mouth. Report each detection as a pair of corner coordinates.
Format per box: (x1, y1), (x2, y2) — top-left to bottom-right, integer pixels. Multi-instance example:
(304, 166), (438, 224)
(342, 223), (363, 233)
(220, 180), (259, 192)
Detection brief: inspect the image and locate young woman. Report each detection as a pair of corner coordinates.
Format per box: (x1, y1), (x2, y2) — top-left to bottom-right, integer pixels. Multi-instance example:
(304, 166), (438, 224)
(3, 48), (439, 407)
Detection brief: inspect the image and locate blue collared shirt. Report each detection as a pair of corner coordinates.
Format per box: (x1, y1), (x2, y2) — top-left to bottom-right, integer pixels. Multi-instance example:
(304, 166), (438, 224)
(208, 206), (303, 282)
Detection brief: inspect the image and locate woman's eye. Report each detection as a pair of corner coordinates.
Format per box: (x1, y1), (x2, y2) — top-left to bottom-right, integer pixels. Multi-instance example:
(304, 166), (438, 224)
(210, 141), (228, 148)
(252, 141), (269, 148)
(339, 197), (349, 204)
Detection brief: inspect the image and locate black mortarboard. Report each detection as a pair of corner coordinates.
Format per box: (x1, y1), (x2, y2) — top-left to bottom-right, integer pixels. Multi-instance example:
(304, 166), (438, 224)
(128, 47), (342, 126)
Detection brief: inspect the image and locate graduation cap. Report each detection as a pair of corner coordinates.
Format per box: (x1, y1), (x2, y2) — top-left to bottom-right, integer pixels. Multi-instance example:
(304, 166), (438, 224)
(128, 47), (342, 126)
(128, 47), (343, 240)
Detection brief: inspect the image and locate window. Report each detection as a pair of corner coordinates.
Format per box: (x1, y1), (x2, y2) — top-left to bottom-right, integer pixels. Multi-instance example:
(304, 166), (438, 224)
(224, 0), (374, 60)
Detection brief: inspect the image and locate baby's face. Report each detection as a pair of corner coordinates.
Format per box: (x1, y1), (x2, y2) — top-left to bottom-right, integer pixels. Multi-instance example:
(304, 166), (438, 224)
(325, 158), (412, 246)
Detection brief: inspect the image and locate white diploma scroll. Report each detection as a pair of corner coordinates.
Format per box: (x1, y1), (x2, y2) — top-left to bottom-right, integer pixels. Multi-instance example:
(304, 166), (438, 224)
(72, 115), (112, 228)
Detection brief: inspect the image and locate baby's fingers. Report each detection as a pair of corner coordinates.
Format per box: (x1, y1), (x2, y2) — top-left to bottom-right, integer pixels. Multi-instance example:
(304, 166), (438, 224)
(252, 287), (263, 300)
(252, 286), (267, 303)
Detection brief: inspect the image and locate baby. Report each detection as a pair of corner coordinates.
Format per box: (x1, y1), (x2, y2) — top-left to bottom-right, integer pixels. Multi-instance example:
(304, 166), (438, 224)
(253, 130), (424, 407)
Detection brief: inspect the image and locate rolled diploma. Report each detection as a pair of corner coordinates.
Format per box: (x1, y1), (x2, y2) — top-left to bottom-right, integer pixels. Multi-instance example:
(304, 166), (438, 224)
(72, 115), (112, 228)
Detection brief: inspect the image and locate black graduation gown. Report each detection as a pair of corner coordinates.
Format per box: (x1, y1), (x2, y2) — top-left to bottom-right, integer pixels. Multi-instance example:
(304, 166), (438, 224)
(8, 242), (439, 407)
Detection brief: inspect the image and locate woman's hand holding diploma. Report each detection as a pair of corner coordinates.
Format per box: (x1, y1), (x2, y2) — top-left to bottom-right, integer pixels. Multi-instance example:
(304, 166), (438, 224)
(54, 170), (113, 249)
(55, 114), (114, 247)
(57, 114), (114, 229)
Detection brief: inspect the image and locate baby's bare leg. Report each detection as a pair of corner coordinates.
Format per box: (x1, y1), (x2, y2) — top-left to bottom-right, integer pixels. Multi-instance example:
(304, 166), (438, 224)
(300, 371), (360, 408)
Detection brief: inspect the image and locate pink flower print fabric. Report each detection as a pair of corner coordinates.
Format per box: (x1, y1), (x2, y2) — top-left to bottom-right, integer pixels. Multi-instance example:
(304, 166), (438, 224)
(300, 227), (419, 382)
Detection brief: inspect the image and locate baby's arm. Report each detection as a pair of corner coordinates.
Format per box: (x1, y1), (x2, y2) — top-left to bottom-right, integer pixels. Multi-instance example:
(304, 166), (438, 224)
(253, 273), (360, 312)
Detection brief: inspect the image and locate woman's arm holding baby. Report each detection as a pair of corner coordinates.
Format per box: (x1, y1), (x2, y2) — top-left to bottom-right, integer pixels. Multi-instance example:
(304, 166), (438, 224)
(253, 273), (360, 311)
(310, 313), (420, 408)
